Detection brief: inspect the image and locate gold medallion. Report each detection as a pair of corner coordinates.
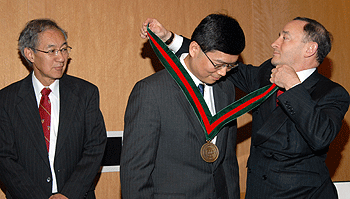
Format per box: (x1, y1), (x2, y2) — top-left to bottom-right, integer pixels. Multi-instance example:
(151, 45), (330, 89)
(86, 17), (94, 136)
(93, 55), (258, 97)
(200, 141), (219, 162)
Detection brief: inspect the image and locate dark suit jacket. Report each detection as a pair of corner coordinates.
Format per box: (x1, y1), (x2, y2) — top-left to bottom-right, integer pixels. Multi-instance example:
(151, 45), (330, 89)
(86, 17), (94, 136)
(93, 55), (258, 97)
(0, 73), (107, 199)
(229, 59), (350, 199)
(120, 69), (239, 199)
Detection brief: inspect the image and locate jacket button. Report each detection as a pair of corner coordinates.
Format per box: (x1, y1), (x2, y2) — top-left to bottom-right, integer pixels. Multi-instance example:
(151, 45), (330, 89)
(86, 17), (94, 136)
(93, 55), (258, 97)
(262, 175), (267, 180)
(47, 177), (51, 183)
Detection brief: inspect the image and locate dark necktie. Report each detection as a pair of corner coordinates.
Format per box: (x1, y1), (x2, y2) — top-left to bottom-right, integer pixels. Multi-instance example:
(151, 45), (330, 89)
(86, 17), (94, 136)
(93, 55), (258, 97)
(198, 84), (205, 96)
(39, 88), (52, 152)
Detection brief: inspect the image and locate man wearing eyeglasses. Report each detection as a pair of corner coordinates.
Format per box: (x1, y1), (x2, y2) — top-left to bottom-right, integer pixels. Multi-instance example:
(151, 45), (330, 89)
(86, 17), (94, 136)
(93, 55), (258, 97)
(0, 19), (107, 199)
(120, 14), (245, 199)
(141, 17), (350, 198)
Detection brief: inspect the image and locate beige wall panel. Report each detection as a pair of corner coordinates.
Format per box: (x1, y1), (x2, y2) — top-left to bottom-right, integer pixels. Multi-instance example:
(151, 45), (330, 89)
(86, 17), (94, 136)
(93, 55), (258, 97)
(0, 0), (29, 87)
(0, 0), (350, 198)
(95, 172), (121, 198)
(320, 0), (350, 182)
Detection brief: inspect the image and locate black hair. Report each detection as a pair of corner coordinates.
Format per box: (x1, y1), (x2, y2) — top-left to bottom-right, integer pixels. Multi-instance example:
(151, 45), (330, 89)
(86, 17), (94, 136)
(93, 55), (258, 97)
(294, 17), (332, 64)
(191, 14), (245, 55)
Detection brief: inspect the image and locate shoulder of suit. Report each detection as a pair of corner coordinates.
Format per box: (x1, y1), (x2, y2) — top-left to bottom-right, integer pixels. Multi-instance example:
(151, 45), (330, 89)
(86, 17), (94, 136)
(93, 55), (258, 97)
(139, 69), (171, 84)
(315, 73), (349, 95)
(59, 74), (100, 99)
(61, 74), (98, 89)
(0, 74), (30, 95)
(216, 76), (235, 91)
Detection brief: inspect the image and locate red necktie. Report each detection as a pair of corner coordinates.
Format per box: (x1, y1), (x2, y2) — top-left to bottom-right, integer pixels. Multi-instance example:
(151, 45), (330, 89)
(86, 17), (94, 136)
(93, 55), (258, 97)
(39, 88), (51, 152)
(276, 89), (284, 106)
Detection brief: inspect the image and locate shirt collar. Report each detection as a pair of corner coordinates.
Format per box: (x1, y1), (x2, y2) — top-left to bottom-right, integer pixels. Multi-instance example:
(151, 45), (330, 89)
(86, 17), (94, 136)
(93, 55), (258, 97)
(180, 53), (203, 86)
(32, 72), (59, 98)
(296, 68), (316, 83)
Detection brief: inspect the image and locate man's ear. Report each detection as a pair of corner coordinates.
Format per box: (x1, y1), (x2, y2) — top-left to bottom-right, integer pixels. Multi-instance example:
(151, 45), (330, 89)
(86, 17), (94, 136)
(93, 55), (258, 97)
(305, 42), (318, 58)
(189, 41), (201, 58)
(24, 47), (35, 63)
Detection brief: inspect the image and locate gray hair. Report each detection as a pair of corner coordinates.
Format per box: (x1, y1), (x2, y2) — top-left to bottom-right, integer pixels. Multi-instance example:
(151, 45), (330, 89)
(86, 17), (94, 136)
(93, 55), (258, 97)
(18, 19), (67, 67)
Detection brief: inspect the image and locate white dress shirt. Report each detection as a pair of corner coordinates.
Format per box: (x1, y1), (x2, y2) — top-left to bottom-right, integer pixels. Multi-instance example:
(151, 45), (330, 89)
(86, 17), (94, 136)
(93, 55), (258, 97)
(32, 73), (60, 193)
(168, 33), (183, 54)
(296, 68), (316, 83)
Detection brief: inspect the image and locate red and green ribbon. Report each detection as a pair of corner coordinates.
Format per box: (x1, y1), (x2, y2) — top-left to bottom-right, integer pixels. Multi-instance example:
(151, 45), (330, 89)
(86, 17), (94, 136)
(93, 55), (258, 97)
(147, 26), (278, 141)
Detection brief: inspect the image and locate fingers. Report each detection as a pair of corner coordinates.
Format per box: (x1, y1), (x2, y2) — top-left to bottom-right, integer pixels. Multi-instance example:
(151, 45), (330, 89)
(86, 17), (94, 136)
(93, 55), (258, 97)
(270, 66), (282, 85)
(269, 71), (275, 84)
(140, 18), (156, 39)
(270, 65), (300, 90)
(140, 18), (171, 42)
(140, 27), (148, 39)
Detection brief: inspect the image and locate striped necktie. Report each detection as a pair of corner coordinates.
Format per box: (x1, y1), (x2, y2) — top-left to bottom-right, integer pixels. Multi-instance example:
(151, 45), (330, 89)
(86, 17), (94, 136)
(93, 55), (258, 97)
(39, 88), (51, 152)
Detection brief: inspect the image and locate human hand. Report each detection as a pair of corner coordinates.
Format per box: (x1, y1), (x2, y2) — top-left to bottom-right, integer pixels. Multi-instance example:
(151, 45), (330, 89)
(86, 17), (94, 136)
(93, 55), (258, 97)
(270, 65), (301, 90)
(140, 18), (172, 42)
(49, 193), (68, 199)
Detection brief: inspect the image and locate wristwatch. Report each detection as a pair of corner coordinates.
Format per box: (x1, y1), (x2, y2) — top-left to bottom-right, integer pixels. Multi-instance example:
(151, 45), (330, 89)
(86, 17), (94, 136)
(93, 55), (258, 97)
(165, 31), (174, 45)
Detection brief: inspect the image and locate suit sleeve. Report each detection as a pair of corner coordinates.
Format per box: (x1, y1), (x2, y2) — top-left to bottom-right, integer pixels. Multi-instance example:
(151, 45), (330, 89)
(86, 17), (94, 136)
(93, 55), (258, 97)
(59, 86), (107, 198)
(227, 59), (275, 93)
(120, 80), (160, 199)
(175, 36), (191, 57)
(278, 82), (350, 151)
(0, 96), (48, 198)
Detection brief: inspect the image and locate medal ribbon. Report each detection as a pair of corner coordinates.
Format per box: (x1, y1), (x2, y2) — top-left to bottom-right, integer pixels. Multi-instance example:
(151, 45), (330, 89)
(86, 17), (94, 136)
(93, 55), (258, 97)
(147, 26), (278, 141)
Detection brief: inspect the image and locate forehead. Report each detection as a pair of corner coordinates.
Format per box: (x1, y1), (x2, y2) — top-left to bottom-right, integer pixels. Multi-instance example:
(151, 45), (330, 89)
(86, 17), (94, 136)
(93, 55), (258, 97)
(37, 28), (67, 48)
(282, 20), (307, 36)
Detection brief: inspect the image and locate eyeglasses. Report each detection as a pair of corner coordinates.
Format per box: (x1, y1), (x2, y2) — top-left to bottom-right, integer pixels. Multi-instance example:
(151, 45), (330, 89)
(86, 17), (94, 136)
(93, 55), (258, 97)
(34, 46), (72, 56)
(202, 50), (239, 70)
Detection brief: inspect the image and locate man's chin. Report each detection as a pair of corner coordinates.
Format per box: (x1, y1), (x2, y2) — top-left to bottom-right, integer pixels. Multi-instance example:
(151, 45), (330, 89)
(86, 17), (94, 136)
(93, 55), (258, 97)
(270, 58), (279, 66)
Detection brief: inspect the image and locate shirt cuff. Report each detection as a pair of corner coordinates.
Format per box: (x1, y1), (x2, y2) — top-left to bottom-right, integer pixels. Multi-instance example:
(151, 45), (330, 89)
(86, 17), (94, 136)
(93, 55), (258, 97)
(168, 34), (183, 53)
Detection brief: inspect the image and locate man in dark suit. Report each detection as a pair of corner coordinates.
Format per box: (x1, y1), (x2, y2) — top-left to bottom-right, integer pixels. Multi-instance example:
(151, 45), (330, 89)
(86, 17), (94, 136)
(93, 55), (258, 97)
(228, 17), (349, 199)
(141, 17), (349, 198)
(121, 14), (245, 199)
(0, 19), (107, 199)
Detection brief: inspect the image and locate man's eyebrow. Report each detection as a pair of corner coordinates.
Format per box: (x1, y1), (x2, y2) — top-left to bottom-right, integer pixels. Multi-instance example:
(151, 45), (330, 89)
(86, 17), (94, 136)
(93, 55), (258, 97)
(60, 42), (68, 48)
(278, 31), (290, 36)
(282, 31), (290, 35)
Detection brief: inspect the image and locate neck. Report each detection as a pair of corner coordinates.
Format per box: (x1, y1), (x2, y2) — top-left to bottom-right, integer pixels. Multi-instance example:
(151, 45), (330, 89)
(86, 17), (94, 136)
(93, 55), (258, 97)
(184, 54), (195, 77)
(294, 60), (319, 72)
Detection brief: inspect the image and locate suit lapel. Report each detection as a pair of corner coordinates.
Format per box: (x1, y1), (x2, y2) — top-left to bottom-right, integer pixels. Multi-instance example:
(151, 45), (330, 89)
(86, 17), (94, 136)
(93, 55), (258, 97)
(16, 74), (50, 167)
(253, 70), (320, 146)
(253, 108), (288, 146)
(55, 75), (79, 156)
(212, 82), (230, 168)
(170, 76), (207, 141)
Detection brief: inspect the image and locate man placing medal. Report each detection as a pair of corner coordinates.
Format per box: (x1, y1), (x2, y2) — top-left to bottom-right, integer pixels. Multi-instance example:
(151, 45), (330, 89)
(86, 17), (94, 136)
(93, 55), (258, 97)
(121, 14), (246, 199)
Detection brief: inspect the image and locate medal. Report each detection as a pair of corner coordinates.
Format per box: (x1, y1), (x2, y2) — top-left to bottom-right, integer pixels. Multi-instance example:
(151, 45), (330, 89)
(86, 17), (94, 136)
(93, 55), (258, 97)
(200, 141), (219, 162)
